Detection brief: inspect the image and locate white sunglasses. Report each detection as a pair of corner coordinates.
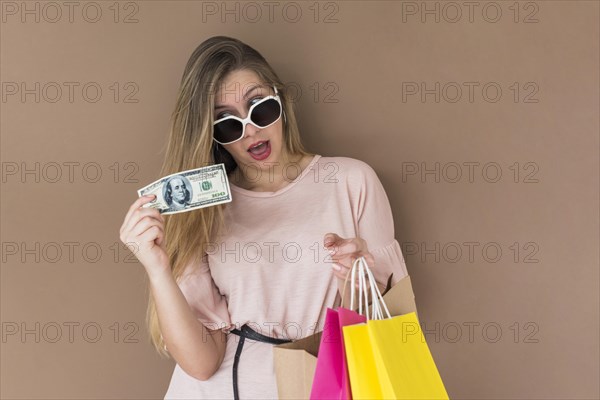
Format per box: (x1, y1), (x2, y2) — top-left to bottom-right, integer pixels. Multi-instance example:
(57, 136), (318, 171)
(212, 86), (282, 145)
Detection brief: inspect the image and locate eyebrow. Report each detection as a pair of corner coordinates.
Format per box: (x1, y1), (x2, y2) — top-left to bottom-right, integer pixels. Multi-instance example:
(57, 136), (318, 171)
(214, 84), (264, 111)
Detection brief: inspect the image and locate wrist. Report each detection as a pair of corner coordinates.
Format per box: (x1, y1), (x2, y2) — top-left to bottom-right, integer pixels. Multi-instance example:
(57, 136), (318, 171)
(145, 262), (173, 285)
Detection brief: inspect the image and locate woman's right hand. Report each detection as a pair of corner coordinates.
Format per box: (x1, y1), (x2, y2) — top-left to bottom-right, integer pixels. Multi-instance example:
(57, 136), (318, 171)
(119, 195), (170, 278)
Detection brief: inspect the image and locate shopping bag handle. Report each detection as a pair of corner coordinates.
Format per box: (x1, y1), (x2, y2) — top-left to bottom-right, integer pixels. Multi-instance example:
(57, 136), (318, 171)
(340, 256), (392, 320)
(334, 270), (393, 310)
(340, 257), (367, 313)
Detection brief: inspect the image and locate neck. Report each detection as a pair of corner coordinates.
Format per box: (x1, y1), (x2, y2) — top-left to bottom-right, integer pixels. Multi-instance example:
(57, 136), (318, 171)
(232, 152), (308, 192)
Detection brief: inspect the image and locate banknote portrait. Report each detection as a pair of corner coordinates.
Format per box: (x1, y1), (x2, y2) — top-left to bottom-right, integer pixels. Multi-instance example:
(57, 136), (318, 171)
(163, 175), (192, 212)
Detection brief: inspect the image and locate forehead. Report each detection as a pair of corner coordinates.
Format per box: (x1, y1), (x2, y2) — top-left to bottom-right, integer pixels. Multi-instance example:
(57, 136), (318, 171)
(170, 178), (184, 186)
(214, 70), (267, 104)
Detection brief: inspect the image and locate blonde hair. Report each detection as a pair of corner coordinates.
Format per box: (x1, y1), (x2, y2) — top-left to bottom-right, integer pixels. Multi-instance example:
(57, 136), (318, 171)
(147, 36), (314, 357)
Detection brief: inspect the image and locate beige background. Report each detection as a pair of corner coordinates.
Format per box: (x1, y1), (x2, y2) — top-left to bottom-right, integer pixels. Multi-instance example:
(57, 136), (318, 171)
(1, 1), (598, 399)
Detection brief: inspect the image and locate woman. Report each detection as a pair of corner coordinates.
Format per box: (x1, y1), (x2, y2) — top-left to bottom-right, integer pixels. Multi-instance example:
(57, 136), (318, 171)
(119, 36), (408, 399)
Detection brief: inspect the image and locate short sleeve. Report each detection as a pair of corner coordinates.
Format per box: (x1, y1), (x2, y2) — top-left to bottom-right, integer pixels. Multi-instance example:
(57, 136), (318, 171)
(176, 252), (233, 332)
(351, 161), (409, 287)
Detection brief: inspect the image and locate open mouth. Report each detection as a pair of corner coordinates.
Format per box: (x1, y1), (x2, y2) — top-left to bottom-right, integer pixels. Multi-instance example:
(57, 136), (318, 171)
(248, 140), (269, 155)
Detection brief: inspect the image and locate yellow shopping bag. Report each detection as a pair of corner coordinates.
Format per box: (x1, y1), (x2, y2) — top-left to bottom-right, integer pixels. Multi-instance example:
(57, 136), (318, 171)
(372, 312), (448, 399)
(343, 322), (383, 399)
(342, 257), (449, 399)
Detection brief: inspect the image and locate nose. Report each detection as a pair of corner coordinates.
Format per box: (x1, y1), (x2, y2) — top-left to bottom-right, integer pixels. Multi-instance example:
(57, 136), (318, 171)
(243, 120), (261, 139)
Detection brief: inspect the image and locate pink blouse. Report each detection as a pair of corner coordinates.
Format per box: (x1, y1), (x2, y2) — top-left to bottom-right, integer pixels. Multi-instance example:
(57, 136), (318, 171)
(164, 154), (408, 399)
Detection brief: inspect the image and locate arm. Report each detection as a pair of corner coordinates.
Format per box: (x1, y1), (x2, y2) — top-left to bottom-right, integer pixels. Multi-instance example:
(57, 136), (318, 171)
(118, 195), (228, 380)
(352, 161), (408, 287)
(326, 160), (408, 308)
(148, 265), (227, 381)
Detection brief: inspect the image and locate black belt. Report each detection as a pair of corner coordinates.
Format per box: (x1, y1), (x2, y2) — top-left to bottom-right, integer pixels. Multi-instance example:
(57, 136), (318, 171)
(229, 324), (292, 400)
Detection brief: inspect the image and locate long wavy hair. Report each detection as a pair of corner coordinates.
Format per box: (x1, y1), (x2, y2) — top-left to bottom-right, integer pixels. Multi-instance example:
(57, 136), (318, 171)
(147, 36), (313, 357)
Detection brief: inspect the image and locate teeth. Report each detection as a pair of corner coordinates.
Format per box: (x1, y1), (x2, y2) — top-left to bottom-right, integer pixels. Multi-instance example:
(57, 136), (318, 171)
(250, 142), (266, 150)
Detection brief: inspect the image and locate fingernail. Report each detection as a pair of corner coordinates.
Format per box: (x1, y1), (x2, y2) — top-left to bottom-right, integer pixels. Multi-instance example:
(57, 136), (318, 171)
(332, 263), (341, 271)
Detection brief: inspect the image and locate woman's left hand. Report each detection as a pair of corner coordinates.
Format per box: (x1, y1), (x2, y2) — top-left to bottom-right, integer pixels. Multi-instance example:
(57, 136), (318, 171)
(323, 232), (376, 289)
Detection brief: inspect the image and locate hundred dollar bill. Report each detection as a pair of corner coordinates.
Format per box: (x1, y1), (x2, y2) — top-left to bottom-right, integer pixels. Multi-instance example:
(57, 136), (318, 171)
(137, 163), (232, 215)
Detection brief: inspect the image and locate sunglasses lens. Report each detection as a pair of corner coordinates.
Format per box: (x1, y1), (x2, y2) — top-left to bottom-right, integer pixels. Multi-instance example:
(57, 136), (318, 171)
(251, 98), (281, 127)
(214, 118), (243, 144)
(213, 97), (282, 144)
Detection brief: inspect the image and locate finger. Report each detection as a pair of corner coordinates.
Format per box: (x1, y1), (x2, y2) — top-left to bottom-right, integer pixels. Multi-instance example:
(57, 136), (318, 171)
(125, 194), (156, 221)
(325, 234), (361, 259)
(138, 225), (162, 244)
(338, 275), (368, 291)
(331, 262), (368, 283)
(331, 262), (349, 279)
(156, 223), (166, 247)
(361, 253), (375, 267)
(122, 214), (162, 245)
(330, 251), (366, 272)
(327, 244), (354, 265)
(331, 259), (356, 274)
(122, 208), (164, 239)
(324, 232), (343, 248)
(127, 219), (160, 247)
(123, 195), (157, 230)
(155, 227), (165, 246)
(156, 232), (165, 247)
(130, 216), (164, 241)
(328, 240), (363, 261)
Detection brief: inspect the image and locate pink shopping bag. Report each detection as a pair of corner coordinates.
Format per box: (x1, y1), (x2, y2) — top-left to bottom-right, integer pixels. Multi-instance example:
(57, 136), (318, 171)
(310, 307), (366, 400)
